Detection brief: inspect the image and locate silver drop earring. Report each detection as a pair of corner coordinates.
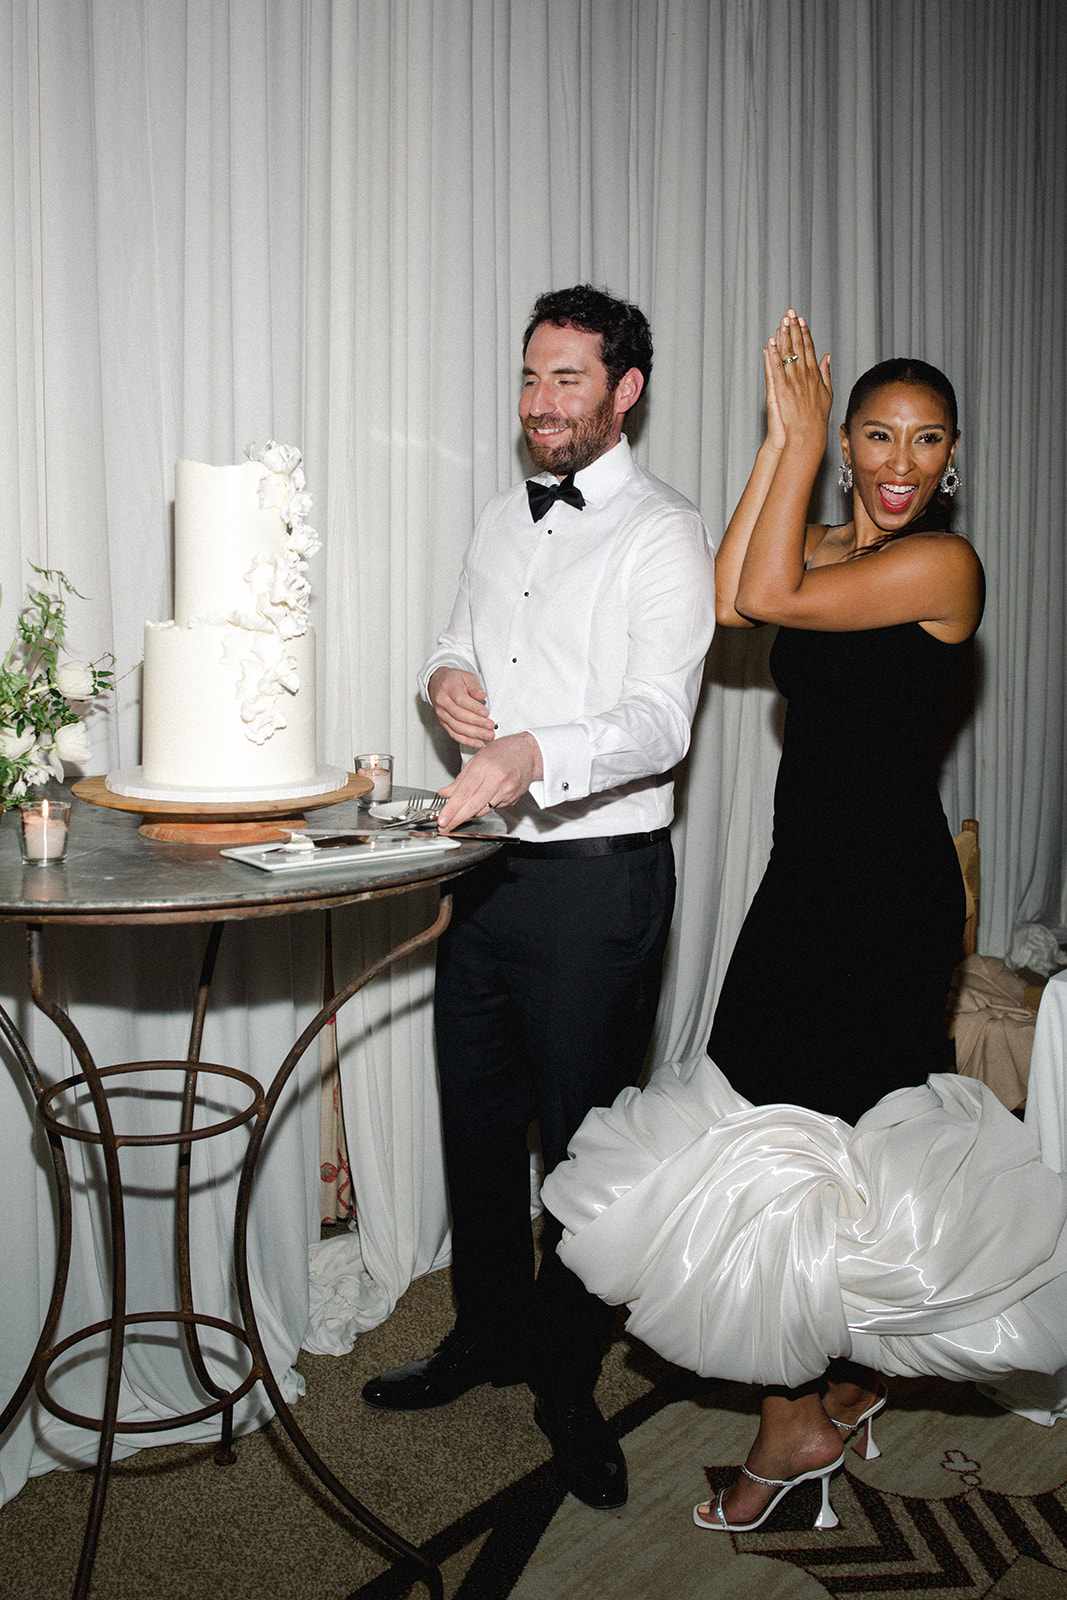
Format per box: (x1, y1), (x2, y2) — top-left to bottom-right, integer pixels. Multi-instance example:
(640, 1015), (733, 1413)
(838, 459), (853, 492)
(939, 462), (961, 497)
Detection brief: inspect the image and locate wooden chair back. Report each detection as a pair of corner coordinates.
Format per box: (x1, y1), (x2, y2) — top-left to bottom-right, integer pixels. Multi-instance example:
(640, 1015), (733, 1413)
(954, 818), (979, 958)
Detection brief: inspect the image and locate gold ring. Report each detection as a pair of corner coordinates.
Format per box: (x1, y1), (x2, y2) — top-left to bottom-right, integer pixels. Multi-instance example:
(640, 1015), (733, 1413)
(781, 353), (800, 366)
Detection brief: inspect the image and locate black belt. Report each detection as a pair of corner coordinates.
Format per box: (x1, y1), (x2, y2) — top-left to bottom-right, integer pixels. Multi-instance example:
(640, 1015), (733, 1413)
(503, 827), (670, 860)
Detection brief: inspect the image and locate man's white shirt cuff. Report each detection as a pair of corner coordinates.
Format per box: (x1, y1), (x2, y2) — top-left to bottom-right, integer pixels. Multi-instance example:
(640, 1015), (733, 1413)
(526, 723), (592, 809)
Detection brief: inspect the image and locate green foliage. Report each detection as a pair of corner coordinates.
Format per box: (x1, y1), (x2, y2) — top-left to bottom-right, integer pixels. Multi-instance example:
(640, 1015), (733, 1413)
(0, 566), (113, 810)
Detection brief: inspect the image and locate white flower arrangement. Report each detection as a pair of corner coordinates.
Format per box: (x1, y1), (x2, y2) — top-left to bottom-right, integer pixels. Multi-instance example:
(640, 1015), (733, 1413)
(0, 567), (113, 809)
(228, 440), (320, 742)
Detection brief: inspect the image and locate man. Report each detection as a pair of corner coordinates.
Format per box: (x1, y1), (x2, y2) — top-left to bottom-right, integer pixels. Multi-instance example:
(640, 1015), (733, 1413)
(362, 285), (714, 1510)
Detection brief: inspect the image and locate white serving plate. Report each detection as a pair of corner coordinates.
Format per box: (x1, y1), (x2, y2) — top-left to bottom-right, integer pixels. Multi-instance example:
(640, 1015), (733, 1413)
(220, 836), (461, 873)
(368, 800), (421, 820)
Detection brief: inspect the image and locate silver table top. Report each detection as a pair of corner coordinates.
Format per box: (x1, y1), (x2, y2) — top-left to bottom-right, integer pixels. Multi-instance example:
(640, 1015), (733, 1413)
(0, 787), (503, 925)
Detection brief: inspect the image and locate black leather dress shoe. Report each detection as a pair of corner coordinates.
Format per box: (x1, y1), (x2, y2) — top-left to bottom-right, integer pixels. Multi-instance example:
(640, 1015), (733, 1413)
(534, 1396), (628, 1510)
(362, 1328), (526, 1411)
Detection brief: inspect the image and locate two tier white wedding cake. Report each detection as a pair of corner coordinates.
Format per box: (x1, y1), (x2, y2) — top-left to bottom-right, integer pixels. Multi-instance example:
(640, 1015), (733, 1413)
(107, 441), (344, 802)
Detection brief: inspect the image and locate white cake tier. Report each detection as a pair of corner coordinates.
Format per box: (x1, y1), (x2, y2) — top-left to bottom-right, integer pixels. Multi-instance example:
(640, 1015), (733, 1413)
(141, 621), (318, 791)
(174, 458), (290, 625)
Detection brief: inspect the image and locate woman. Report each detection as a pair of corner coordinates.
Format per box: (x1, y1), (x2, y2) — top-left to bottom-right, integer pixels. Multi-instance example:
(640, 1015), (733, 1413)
(708, 313), (980, 1129)
(701, 313), (981, 1526)
(543, 315), (1067, 1531)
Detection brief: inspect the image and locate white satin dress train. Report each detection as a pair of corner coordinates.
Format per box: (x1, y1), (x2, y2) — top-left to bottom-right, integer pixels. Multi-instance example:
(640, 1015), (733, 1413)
(540, 1062), (1067, 1395)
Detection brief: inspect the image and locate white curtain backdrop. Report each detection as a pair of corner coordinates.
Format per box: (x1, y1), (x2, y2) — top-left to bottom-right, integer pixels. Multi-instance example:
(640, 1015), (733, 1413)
(2, 0), (1065, 1499)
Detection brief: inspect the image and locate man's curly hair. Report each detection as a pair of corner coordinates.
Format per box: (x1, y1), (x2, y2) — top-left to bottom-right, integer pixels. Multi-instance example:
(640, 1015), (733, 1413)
(522, 284), (653, 393)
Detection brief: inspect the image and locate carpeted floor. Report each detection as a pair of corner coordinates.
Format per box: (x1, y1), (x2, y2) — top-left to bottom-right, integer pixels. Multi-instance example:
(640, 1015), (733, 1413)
(3, 1248), (1067, 1600)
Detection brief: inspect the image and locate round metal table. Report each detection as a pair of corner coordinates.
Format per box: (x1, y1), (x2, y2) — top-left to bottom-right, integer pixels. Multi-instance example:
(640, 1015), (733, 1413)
(0, 786), (501, 1600)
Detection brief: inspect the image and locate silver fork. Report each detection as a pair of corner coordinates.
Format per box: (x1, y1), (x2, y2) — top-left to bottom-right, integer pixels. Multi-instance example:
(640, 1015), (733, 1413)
(378, 794), (446, 828)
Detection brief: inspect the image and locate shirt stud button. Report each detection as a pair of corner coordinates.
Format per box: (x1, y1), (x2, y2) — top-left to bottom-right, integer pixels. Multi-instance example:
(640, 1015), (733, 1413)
(523, 590), (530, 597)
(511, 656), (517, 663)
(561, 781), (569, 792)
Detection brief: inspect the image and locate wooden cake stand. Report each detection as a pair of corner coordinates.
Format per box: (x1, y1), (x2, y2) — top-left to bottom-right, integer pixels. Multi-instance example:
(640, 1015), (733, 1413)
(72, 772), (373, 844)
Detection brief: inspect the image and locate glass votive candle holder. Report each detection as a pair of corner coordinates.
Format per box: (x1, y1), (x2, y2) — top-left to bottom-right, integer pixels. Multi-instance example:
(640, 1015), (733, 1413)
(354, 753), (393, 803)
(18, 798), (71, 863)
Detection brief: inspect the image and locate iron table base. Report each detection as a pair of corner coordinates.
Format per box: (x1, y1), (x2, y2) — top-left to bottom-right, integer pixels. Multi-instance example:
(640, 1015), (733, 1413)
(0, 895), (453, 1600)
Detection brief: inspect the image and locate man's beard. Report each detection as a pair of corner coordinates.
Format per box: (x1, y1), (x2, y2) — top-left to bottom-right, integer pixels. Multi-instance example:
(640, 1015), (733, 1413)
(523, 391), (617, 476)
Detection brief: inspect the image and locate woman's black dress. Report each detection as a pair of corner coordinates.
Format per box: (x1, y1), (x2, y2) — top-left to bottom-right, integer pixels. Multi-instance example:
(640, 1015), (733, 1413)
(707, 620), (967, 1127)
(542, 609), (1067, 1395)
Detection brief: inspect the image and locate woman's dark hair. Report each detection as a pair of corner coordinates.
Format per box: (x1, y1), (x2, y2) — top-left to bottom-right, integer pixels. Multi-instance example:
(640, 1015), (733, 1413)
(844, 357), (960, 533)
(522, 284), (653, 392)
(844, 357), (958, 435)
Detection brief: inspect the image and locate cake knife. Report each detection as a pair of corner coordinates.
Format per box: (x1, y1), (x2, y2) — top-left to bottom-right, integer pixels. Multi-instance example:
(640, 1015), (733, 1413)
(257, 831), (378, 855)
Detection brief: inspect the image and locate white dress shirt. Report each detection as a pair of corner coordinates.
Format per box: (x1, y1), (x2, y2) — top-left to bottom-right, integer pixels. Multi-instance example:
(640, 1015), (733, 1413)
(418, 437), (715, 840)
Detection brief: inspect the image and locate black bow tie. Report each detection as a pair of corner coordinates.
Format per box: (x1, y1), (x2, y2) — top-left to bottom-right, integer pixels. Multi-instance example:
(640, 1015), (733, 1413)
(526, 473), (586, 522)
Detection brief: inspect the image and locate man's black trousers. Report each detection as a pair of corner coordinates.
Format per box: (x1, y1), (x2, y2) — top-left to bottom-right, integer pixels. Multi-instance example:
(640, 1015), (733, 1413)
(434, 835), (675, 1403)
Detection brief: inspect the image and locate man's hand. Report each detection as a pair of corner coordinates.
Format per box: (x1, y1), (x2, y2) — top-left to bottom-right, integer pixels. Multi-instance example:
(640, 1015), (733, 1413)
(437, 733), (543, 831)
(428, 667), (496, 749)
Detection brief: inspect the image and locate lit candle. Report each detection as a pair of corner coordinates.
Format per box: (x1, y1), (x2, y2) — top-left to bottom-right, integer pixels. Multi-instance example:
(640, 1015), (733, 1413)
(354, 753), (393, 803)
(19, 798), (71, 862)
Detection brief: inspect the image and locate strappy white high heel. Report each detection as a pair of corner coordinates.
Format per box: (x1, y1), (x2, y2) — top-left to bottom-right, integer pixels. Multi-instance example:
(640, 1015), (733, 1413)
(827, 1385), (887, 1461)
(693, 1452), (845, 1533)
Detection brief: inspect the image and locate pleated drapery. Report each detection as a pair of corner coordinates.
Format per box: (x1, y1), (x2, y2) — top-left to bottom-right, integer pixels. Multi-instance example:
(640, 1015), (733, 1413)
(2, 0), (1065, 1500)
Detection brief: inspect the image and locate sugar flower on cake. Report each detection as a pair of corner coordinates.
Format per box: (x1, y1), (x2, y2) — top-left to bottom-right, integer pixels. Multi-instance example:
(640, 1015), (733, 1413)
(223, 632), (300, 745)
(222, 439), (321, 744)
(242, 553), (313, 640)
(245, 439), (320, 561)
(284, 518), (320, 559)
(253, 439), (304, 480)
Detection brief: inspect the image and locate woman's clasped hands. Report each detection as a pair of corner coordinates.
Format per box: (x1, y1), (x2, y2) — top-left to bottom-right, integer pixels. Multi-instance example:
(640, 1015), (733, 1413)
(764, 308), (832, 456)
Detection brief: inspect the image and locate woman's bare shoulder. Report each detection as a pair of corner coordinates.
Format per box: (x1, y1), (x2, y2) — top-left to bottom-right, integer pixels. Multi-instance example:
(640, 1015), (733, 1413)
(910, 529), (973, 545)
(889, 533), (984, 638)
(889, 530), (982, 571)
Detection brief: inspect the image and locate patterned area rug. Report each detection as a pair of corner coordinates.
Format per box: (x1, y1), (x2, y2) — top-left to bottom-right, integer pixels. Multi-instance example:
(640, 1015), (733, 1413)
(4, 1255), (1066, 1600)
(350, 1366), (1067, 1600)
